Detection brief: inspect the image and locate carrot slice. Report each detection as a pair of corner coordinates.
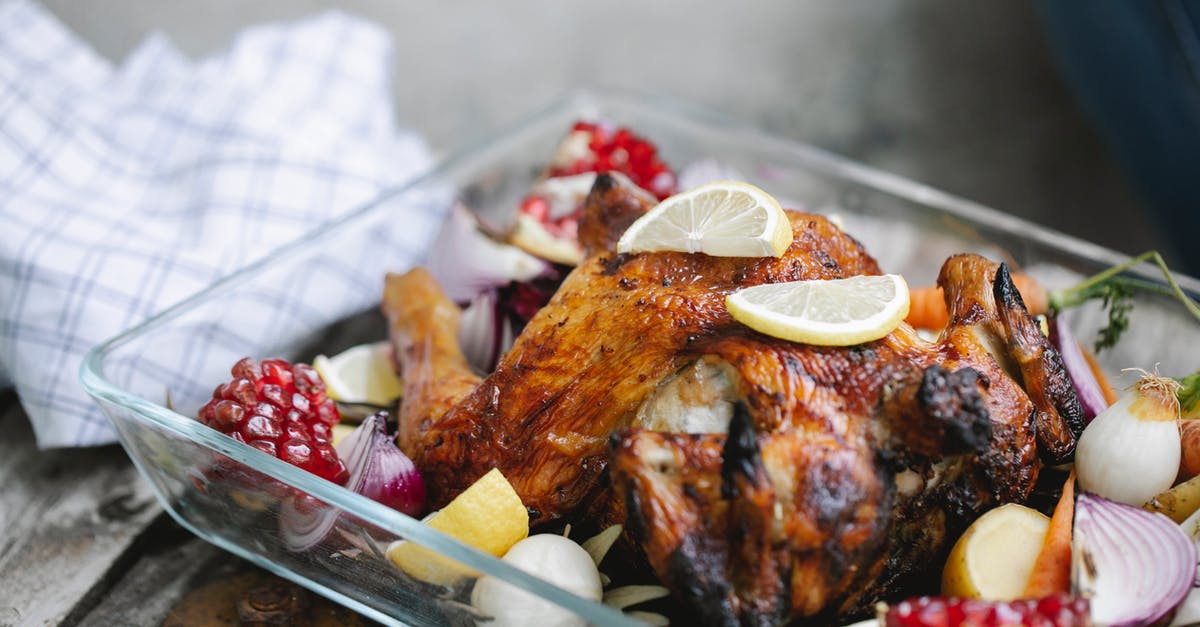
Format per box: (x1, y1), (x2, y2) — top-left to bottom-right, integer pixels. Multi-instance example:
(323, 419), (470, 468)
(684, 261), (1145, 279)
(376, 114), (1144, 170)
(1023, 471), (1075, 598)
(906, 285), (951, 331)
(1010, 273), (1049, 318)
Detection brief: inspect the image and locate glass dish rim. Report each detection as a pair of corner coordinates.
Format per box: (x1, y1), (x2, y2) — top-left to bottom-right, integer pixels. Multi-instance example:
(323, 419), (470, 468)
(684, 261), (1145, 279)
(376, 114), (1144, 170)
(78, 87), (1199, 625)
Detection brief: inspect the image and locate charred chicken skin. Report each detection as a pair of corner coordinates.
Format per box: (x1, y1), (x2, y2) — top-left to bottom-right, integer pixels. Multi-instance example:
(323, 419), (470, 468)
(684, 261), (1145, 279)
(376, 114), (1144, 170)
(383, 173), (1083, 625)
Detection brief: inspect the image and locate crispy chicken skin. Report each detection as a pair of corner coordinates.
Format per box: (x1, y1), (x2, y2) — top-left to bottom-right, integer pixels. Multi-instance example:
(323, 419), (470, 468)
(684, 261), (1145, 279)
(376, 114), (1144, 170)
(383, 174), (1082, 624)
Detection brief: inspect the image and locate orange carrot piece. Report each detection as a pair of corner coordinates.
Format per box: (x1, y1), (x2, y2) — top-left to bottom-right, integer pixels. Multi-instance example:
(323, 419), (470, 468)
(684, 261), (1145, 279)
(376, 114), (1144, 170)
(1023, 471), (1075, 598)
(1180, 420), (1200, 480)
(1011, 273), (1049, 318)
(905, 273), (1048, 330)
(1080, 345), (1120, 405)
(905, 285), (951, 330)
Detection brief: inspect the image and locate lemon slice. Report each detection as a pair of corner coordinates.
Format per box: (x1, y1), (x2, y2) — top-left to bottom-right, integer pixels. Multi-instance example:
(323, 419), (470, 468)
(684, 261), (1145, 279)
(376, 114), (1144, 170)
(941, 503), (1051, 600)
(312, 342), (403, 406)
(616, 181), (792, 257)
(387, 468), (529, 586)
(725, 274), (909, 346)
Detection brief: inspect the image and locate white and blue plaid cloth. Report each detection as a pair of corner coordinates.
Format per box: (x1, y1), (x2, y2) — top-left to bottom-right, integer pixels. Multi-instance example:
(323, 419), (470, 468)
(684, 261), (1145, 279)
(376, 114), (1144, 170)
(0, 1), (437, 447)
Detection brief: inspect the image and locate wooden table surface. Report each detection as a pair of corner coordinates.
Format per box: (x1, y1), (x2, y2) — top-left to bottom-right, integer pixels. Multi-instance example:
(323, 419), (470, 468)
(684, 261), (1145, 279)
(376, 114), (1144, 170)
(0, 392), (371, 626)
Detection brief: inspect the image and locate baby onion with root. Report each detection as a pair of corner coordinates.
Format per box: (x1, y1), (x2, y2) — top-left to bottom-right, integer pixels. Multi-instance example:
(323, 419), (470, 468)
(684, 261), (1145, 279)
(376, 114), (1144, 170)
(1074, 370), (1182, 507)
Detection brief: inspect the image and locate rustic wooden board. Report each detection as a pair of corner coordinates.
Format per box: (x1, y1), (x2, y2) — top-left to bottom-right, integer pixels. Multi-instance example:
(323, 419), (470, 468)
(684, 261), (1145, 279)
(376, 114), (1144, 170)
(0, 393), (161, 626)
(72, 521), (231, 626)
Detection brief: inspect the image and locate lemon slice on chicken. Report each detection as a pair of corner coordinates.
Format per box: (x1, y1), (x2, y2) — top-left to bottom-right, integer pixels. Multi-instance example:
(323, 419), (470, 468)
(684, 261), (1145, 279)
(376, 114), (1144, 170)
(617, 181), (792, 257)
(726, 274), (910, 346)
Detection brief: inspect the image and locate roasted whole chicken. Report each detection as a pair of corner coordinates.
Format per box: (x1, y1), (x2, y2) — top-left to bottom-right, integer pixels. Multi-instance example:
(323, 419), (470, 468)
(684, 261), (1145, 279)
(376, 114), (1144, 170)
(383, 173), (1083, 625)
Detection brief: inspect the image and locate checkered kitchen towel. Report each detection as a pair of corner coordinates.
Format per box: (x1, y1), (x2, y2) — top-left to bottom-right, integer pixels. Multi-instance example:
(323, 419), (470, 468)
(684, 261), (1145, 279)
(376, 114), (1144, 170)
(0, 1), (442, 447)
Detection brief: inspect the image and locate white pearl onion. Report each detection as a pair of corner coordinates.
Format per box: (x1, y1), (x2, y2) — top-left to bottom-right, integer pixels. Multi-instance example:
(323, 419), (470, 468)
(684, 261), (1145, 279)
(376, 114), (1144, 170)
(471, 534), (603, 627)
(1076, 389), (1180, 506)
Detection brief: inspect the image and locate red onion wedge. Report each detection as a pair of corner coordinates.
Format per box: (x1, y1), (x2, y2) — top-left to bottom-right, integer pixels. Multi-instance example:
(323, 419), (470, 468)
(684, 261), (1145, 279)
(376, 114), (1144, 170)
(459, 289), (516, 374)
(1049, 315), (1110, 422)
(1073, 492), (1195, 626)
(458, 265), (570, 373)
(427, 203), (549, 303)
(281, 413), (425, 551)
(337, 412), (425, 516)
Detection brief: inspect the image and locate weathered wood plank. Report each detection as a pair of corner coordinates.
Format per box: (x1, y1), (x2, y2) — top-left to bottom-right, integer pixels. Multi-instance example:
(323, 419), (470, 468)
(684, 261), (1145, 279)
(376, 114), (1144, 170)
(0, 393), (161, 627)
(75, 521), (372, 626)
(74, 525), (236, 627)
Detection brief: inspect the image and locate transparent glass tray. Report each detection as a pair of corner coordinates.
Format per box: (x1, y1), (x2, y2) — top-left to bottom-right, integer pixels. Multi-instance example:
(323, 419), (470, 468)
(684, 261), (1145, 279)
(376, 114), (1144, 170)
(80, 89), (1200, 626)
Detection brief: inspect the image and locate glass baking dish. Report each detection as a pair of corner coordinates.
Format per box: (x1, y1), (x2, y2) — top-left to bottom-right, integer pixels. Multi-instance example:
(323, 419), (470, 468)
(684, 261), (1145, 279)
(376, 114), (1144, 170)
(80, 89), (1200, 626)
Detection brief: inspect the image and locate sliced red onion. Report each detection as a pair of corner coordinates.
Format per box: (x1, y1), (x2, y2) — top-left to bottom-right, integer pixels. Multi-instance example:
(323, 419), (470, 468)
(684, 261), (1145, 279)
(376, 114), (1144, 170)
(458, 264), (569, 373)
(1073, 492), (1196, 626)
(279, 491), (340, 552)
(1049, 315), (1110, 422)
(458, 289), (517, 374)
(337, 412), (425, 516)
(281, 413), (425, 551)
(427, 203), (549, 303)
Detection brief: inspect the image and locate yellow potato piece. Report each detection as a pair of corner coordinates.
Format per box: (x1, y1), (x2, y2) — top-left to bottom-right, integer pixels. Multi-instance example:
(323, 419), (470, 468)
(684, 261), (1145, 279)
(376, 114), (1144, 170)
(387, 468), (529, 586)
(941, 503), (1050, 600)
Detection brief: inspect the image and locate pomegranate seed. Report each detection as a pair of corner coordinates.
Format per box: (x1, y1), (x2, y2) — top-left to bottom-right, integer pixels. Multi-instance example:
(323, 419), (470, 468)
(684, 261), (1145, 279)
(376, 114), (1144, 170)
(310, 422), (332, 443)
(228, 378), (256, 404)
(315, 402), (338, 425)
(213, 400), (245, 429)
(252, 402), (279, 420)
(261, 359), (293, 387)
(243, 414), (281, 440)
(283, 439), (312, 467)
(260, 384), (288, 408)
(285, 420), (309, 441)
(231, 357), (260, 382)
(291, 393), (310, 414)
(249, 439), (276, 456)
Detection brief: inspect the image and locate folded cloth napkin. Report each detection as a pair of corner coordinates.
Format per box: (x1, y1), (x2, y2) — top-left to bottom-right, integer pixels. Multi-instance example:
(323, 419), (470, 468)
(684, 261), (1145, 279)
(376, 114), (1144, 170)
(0, 1), (440, 447)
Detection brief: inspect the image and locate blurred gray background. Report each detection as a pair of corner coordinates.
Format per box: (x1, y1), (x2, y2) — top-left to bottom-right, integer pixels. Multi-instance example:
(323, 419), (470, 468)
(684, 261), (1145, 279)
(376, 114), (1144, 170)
(41, 0), (1172, 263)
